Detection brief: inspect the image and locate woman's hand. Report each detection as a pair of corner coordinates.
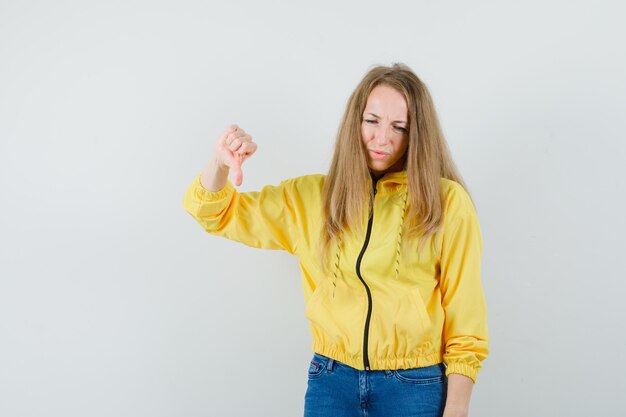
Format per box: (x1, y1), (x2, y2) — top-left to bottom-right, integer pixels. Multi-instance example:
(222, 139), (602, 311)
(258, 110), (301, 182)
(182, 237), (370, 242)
(213, 124), (257, 186)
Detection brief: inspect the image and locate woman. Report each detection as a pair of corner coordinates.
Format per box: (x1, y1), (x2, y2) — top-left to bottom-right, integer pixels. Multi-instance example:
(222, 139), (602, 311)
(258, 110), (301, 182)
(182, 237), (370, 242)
(182, 63), (489, 417)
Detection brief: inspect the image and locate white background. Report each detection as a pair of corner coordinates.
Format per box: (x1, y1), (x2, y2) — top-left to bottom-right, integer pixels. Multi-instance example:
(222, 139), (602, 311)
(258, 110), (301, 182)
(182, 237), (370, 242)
(1, 1), (625, 416)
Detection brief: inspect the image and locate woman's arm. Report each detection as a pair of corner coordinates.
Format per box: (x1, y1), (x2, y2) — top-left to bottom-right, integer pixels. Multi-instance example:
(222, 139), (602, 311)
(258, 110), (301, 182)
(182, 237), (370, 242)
(183, 124), (303, 254)
(443, 373), (474, 417)
(437, 181), (489, 415)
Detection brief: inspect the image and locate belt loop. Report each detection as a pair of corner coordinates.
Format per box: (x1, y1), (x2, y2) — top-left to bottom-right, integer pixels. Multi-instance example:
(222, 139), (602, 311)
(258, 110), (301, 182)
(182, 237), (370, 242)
(327, 357), (335, 372)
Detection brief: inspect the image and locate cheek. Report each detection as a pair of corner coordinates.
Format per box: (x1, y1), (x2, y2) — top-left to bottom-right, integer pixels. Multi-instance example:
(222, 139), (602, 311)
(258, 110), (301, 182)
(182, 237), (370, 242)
(360, 126), (368, 143)
(398, 136), (409, 152)
(361, 124), (373, 141)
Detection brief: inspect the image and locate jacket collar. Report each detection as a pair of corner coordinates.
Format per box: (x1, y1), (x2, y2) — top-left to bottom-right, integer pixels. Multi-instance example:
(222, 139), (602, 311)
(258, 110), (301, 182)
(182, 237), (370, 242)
(370, 170), (408, 193)
(379, 170), (407, 184)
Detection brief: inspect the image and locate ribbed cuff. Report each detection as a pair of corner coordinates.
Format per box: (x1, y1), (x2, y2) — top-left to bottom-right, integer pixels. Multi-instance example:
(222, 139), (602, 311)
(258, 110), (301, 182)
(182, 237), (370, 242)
(194, 173), (234, 201)
(445, 362), (479, 384)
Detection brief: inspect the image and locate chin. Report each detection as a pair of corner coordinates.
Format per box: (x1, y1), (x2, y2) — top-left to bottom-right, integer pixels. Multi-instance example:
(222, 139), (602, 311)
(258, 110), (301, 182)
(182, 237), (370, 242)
(370, 157), (405, 174)
(368, 162), (392, 172)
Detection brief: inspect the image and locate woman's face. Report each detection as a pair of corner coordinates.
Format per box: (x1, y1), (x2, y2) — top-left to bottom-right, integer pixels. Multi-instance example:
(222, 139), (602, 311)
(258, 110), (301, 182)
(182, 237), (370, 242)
(361, 84), (409, 178)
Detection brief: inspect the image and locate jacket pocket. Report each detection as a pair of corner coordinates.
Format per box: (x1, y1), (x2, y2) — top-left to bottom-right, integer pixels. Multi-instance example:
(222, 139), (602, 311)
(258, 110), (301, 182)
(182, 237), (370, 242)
(304, 279), (328, 320)
(410, 286), (433, 338)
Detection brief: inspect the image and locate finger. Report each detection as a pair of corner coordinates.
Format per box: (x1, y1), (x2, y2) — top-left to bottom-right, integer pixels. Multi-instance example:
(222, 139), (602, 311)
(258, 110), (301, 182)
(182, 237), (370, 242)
(218, 124), (241, 146)
(228, 133), (254, 151)
(236, 141), (257, 156)
(228, 137), (245, 152)
(220, 124), (238, 140)
(226, 131), (250, 147)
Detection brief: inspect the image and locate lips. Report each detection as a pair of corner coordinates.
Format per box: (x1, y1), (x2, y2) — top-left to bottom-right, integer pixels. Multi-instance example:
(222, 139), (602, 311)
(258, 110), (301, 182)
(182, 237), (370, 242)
(369, 149), (389, 160)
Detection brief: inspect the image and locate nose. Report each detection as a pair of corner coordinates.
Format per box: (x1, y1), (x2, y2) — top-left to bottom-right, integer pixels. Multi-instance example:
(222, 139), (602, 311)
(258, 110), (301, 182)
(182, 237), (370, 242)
(374, 124), (392, 146)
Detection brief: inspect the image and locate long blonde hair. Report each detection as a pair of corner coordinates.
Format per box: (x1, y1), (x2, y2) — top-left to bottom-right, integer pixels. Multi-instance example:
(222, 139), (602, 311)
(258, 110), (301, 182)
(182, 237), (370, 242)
(319, 63), (470, 270)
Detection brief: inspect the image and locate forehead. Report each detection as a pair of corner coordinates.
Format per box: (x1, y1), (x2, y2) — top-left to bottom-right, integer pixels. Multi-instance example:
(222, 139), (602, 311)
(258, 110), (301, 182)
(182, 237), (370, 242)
(363, 84), (408, 119)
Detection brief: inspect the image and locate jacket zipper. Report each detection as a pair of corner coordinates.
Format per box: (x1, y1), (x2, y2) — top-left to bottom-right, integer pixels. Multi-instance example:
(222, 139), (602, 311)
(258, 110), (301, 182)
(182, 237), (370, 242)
(355, 177), (378, 371)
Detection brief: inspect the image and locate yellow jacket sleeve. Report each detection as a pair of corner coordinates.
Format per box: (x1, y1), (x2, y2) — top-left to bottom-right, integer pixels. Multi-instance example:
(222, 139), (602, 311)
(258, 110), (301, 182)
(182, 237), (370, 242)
(438, 184), (489, 383)
(182, 173), (300, 254)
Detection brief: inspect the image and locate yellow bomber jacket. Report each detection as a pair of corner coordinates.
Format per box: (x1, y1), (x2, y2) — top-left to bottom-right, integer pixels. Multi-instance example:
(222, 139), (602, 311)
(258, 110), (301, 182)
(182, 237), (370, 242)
(182, 170), (489, 383)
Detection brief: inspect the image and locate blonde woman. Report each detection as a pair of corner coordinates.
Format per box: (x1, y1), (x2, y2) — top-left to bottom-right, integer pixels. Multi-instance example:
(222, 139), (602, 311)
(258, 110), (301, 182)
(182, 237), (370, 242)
(182, 63), (489, 417)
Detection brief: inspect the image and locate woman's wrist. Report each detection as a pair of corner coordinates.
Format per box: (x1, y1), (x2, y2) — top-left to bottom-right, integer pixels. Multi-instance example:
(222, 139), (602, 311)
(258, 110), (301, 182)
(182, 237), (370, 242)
(200, 156), (229, 191)
(443, 407), (469, 417)
(443, 373), (473, 416)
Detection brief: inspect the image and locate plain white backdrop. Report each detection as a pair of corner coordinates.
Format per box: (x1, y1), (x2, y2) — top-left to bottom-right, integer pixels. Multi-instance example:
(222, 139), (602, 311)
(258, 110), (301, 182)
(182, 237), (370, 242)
(1, 0), (625, 416)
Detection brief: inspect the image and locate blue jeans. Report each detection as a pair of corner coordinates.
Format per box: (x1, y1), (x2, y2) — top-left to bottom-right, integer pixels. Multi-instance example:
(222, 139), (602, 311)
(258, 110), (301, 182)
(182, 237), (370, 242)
(304, 352), (447, 417)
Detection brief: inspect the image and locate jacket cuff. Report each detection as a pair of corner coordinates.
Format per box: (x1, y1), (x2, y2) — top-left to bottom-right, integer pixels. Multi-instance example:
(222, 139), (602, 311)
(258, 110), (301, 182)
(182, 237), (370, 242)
(194, 173), (234, 201)
(445, 362), (479, 384)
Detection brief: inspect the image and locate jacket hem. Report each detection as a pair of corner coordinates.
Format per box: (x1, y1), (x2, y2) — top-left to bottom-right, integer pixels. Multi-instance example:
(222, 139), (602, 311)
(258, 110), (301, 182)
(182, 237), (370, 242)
(312, 340), (444, 371)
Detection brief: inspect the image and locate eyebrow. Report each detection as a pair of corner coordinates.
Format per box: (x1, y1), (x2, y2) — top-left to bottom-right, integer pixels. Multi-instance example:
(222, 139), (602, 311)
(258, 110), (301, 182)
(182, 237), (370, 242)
(364, 112), (407, 124)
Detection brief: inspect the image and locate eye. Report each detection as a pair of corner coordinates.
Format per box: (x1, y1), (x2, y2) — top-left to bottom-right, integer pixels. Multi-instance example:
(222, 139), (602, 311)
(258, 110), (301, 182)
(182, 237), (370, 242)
(364, 119), (377, 124)
(394, 126), (408, 133)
